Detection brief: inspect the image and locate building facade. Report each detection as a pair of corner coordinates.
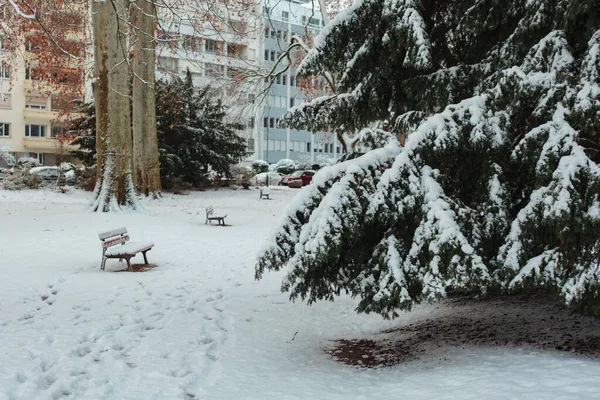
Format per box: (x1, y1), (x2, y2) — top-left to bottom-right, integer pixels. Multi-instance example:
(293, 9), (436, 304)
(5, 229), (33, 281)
(157, 0), (343, 167)
(155, 1), (263, 162)
(0, 4), (86, 168)
(258, 0), (342, 166)
(0, 1), (340, 170)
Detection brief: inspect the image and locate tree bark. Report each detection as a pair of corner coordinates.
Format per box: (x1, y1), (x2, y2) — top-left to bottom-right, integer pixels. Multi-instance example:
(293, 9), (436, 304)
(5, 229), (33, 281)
(90, 0), (138, 211)
(131, 0), (162, 196)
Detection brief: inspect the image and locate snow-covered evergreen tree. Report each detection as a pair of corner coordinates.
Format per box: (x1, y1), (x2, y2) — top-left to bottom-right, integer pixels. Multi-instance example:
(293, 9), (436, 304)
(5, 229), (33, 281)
(68, 102), (97, 167)
(0, 143), (14, 165)
(157, 70), (248, 189)
(257, 0), (600, 318)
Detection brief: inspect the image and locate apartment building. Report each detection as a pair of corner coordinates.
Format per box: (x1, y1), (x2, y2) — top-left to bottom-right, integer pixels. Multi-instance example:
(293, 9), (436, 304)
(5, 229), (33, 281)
(156, 0), (342, 166)
(258, 0), (342, 165)
(0, 4), (86, 168)
(0, 1), (338, 169)
(155, 1), (263, 160)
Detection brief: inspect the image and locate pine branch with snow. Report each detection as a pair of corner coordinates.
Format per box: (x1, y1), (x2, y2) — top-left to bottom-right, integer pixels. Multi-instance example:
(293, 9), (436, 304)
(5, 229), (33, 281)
(257, 0), (600, 318)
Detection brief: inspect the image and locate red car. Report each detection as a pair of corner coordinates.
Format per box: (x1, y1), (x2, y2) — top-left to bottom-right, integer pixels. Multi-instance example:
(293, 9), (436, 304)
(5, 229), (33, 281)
(279, 170), (315, 186)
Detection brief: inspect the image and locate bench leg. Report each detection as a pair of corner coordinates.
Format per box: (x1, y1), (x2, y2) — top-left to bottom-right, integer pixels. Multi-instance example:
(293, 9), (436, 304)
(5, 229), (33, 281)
(142, 250), (149, 265)
(101, 256), (107, 271)
(125, 257), (132, 271)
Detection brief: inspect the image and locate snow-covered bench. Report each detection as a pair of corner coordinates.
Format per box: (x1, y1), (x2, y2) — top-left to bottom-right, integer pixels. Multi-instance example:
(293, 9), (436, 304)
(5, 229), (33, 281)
(99, 227), (154, 271)
(259, 187), (271, 199)
(205, 206), (227, 226)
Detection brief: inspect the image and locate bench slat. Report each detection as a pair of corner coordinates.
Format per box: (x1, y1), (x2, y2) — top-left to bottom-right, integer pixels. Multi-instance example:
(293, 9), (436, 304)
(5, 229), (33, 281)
(99, 227), (128, 240)
(104, 241), (154, 257)
(102, 234), (130, 250)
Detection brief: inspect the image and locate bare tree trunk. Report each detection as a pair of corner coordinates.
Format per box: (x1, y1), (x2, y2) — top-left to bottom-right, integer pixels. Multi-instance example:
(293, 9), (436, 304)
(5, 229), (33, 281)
(131, 0), (161, 197)
(90, 0), (138, 211)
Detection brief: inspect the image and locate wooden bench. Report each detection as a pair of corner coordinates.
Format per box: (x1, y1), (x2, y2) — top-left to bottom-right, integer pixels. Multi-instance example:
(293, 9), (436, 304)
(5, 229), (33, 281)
(205, 205), (227, 226)
(99, 227), (154, 271)
(259, 187), (271, 199)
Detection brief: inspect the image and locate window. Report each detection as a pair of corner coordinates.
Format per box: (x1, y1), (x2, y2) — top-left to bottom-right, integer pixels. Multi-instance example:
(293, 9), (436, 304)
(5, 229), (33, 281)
(282, 11), (289, 21)
(263, 117), (268, 127)
(157, 57), (178, 72)
(25, 124), (46, 138)
(25, 104), (46, 110)
(0, 95), (10, 110)
(270, 50), (276, 61)
(276, 30), (282, 40)
(290, 98), (295, 108)
(230, 20), (247, 33)
(248, 117), (255, 129)
(269, 118), (275, 128)
(205, 63), (224, 77)
(0, 123), (9, 137)
(182, 35), (202, 52)
(290, 76), (295, 87)
(24, 152), (43, 164)
(1, 65), (9, 79)
(51, 125), (66, 138)
(264, 50), (269, 61)
(336, 146), (341, 154)
(227, 43), (244, 57)
(282, 75), (287, 85)
(307, 142), (311, 152)
(25, 96), (47, 110)
(309, 18), (321, 27)
(247, 138), (255, 151)
(205, 39), (219, 53)
(276, 75), (281, 85)
(25, 65), (38, 80)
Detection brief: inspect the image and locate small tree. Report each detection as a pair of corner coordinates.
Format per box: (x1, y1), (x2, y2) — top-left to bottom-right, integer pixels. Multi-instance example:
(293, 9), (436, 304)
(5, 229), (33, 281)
(272, 159), (297, 175)
(0, 144), (14, 166)
(252, 160), (269, 173)
(68, 102), (96, 167)
(156, 70), (249, 189)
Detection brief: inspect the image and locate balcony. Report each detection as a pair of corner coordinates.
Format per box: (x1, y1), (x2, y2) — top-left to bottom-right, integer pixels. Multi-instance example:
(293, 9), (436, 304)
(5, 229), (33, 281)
(23, 137), (60, 152)
(23, 108), (54, 120)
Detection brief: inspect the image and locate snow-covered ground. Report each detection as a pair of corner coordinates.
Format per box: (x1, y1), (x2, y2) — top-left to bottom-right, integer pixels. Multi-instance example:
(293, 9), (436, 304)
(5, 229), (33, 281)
(1, 187), (599, 400)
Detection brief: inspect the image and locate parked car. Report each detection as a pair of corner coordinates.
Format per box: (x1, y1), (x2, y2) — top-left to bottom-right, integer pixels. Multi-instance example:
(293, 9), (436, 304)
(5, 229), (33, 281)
(29, 166), (76, 186)
(253, 172), (283, 186)
(279, 170), (315, 186)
